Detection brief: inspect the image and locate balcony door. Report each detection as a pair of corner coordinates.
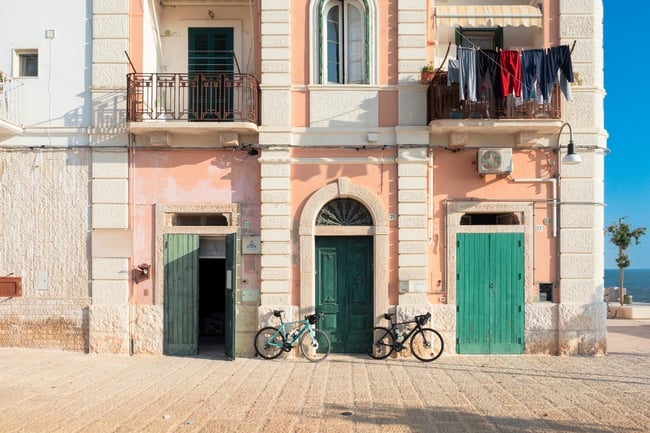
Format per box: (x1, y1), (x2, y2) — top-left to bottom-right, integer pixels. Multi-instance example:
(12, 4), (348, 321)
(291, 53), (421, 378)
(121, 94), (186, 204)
(188, 28), (234, 121)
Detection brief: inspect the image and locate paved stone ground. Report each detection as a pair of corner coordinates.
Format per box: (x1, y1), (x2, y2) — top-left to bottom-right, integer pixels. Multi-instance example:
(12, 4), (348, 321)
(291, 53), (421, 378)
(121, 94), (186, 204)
(0, 319), (648, 433)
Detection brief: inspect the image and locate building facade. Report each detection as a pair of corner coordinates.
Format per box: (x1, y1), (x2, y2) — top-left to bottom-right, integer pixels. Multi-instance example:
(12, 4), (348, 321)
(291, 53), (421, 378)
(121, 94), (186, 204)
(0, 0), (607, 357)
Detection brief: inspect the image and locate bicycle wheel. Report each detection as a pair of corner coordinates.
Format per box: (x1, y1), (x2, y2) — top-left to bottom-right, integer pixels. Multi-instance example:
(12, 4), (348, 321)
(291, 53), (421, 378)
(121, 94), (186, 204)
(299, 329), (331, 362)
(254, 327), (285, 360)
(410, 328), (444, 362)
(367, 326), (395, 360)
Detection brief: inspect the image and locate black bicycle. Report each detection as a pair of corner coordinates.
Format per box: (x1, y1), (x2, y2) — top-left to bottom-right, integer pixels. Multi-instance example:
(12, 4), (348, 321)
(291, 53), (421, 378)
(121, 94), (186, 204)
(368, 311), (444, 362)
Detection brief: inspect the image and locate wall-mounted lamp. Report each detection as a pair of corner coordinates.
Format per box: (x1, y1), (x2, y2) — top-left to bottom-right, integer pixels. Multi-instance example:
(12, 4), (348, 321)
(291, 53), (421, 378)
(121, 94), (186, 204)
(558, 122), (582, 165)
(134, 263), (151, 284)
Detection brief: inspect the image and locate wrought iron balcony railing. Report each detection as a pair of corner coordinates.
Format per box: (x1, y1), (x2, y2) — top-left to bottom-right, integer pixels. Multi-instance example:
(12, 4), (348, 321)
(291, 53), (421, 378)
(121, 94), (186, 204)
(426, 73), (562, 122)
(127, 72), (259, 124)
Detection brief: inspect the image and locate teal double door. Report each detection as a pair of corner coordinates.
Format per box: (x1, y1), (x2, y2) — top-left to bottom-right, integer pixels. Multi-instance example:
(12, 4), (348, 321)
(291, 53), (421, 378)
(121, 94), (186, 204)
(456, 233), (525, 354)
(316, 236), (373, 353)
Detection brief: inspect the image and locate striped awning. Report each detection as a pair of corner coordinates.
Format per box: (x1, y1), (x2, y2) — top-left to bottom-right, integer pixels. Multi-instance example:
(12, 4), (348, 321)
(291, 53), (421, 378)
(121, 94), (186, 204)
(436, 5), (543, 28)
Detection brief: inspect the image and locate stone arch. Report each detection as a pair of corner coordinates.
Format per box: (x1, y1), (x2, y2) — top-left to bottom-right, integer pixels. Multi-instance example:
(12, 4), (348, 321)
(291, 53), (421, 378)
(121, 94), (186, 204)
(299, 177), (389, 324)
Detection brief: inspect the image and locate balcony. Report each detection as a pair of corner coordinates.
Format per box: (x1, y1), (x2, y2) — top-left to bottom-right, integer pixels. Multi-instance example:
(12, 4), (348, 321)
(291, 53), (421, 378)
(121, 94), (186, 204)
(426, 73), (561, 123)
(425, 72), (566, 146)
(126, 72), (259, 136)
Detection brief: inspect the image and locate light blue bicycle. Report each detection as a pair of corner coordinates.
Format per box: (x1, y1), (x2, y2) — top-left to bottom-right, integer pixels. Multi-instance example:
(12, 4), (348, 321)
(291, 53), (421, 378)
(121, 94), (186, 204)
(254, 310), (331, 362)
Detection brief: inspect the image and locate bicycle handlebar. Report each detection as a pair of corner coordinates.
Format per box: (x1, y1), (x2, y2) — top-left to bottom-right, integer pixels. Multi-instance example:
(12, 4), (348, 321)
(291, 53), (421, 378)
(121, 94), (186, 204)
(305, 311), (324, 325)
(383, 311), (431, 325)
(415, 312), (431, 326)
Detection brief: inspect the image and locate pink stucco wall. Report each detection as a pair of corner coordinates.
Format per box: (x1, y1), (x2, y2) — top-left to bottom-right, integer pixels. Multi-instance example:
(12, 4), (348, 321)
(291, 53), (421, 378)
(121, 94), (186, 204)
(289, 147), (400, 306)
(130, 149), (261, 305)
(289, 0), (401, 126)
(432, 148), (558, 296)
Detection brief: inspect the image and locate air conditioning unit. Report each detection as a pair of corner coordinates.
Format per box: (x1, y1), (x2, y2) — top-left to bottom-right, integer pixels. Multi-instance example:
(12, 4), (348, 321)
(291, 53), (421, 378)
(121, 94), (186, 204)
(477, 148), (513, 174)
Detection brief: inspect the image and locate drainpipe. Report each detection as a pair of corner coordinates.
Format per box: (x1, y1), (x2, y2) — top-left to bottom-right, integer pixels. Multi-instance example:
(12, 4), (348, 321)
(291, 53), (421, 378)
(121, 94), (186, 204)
(128, 132), (136, 356)
(428, 146), (434, 244)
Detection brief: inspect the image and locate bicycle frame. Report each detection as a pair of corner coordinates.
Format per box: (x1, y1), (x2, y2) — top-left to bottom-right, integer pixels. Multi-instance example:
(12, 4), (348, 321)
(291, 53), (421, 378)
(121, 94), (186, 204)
(385, 312), (429, 343)
(368, 311), (443, 362)
(254, 310), (331, 362)
(266, 313), (317, 351)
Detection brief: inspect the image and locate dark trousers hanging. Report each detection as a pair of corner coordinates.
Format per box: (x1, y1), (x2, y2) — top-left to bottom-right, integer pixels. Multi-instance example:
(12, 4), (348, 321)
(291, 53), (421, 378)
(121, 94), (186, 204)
(477, 49), (502, 98)
(546, 45), (574, 101)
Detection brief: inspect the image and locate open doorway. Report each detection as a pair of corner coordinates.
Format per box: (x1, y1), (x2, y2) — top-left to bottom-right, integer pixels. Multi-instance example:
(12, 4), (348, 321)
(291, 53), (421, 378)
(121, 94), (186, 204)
(198, 258), (226, 353)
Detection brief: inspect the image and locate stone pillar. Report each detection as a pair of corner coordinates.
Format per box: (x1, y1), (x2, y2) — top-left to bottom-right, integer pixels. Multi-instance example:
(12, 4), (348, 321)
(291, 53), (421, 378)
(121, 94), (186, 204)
(556, 1), (607, 355)
(257, 2), (294, 324)
(88, 0), (131, 354)
(396, 129), (430, 307)
(397, 0), (429, 126)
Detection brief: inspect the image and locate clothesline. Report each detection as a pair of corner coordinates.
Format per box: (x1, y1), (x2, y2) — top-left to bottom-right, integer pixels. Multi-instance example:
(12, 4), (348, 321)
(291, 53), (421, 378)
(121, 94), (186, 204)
(444, 35), (575, 104)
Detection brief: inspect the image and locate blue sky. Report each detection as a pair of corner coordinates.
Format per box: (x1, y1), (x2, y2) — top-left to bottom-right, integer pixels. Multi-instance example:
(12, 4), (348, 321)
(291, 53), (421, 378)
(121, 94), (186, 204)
(603, 1), (650, 269)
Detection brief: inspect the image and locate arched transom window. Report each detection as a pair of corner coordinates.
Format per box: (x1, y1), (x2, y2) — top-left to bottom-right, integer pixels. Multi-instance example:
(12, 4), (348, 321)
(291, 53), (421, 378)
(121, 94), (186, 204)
(316, 198), (373, 225)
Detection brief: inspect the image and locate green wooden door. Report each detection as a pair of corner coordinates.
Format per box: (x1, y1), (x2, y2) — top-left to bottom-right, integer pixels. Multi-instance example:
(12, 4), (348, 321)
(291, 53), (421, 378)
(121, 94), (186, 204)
(188, 27), (234, 121)
(316, 236), (373, 353)
(456, 233), (524, 354)
(224, 233), (236, 360)
(164, 234), (200, 355)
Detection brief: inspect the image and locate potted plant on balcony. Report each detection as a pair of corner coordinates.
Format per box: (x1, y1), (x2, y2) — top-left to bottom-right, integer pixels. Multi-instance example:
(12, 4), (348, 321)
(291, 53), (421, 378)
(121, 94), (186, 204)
(420, 61), (435, 83)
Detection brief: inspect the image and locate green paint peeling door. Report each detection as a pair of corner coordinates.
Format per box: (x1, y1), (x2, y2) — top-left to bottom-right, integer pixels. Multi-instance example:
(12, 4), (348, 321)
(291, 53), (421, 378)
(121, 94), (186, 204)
(456, 233), (524, 354)
(316, 236), (373, 353)
(164, 234), (199, 355)
(224, 233), (236, 360)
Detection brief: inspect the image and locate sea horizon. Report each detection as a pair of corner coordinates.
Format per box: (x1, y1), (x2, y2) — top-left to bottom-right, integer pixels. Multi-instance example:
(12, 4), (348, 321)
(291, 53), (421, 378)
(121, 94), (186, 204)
(605, 268), (650, 270)
(604, 268), (649, 303)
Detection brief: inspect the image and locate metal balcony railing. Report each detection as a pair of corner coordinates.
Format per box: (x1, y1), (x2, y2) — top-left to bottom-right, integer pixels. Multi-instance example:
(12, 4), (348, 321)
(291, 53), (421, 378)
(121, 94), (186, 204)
(127, 72), (259, 123)
(426, 73), (562, 122)
(0, 78), (22, 127)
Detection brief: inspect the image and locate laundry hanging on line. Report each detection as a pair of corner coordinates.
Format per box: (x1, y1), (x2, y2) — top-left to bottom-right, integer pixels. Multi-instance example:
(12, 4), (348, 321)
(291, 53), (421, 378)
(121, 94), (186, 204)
(446, 45), (574, 103)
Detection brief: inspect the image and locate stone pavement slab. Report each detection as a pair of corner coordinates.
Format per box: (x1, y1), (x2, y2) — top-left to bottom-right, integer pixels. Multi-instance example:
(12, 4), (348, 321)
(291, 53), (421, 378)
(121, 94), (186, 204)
(0, 319), (648, 433)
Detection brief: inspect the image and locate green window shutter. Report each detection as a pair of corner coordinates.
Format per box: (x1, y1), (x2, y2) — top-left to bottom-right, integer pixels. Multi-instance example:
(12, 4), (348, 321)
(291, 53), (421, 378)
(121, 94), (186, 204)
(495, 26), (504, 49)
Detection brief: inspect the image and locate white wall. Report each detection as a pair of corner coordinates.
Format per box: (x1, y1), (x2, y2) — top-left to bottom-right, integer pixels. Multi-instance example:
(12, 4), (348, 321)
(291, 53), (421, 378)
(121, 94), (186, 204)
(0, 1), (91, 129)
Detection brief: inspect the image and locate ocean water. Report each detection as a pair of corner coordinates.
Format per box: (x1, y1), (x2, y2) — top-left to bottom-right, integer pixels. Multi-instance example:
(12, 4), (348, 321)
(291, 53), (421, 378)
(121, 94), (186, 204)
(604, 268), (650, 303)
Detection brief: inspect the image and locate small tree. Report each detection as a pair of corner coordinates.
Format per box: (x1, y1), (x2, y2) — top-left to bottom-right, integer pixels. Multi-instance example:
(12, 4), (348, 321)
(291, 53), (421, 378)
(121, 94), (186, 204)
(605, 217), (646, 305)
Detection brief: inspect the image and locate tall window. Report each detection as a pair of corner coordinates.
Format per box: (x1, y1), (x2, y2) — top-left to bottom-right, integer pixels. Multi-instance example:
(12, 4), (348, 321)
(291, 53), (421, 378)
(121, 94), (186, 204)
(322, 0), (366, 84)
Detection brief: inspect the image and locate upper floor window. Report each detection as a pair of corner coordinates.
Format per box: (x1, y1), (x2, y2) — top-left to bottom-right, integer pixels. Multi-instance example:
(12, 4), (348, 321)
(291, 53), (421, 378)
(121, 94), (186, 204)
(324, 1), (365, 84)
(14, 49), (38, 77)
(312, 0), (376, 85)
(455, 27), (503, 50)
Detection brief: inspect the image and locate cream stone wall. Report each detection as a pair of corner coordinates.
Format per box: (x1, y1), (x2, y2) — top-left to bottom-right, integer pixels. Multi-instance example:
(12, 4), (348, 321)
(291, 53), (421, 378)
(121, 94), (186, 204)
(0, 150), (91, 350)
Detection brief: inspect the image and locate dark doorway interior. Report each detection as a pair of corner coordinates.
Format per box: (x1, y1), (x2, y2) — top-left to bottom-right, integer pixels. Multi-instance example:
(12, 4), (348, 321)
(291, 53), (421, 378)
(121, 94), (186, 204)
(199, 258), (226, 353)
